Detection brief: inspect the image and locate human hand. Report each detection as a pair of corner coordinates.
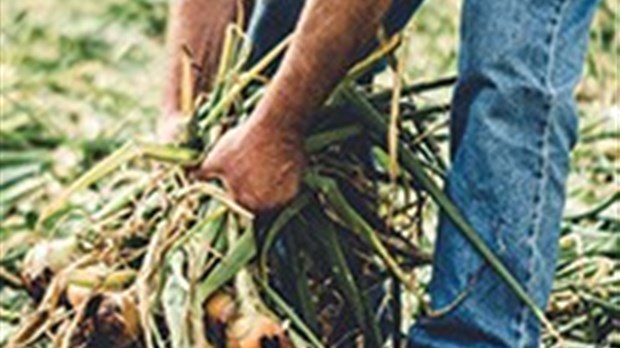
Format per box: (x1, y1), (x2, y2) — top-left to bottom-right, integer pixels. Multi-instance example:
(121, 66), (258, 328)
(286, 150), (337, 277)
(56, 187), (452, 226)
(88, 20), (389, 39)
(197, 119), (305, 212)
(156, 112), (189, 145)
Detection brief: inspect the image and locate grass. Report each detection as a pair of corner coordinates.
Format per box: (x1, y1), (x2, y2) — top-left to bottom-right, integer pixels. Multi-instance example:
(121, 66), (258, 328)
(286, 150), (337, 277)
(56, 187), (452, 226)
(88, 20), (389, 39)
(0, 0), (618, 347)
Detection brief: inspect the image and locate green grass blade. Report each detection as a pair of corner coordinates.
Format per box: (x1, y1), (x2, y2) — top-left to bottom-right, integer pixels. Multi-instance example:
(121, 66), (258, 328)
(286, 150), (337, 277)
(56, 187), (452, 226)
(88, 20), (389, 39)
(0, 150), (49, 166)
(197, 223), (256, 301)
(39, 141), (141, 224)
(564, 191), (619, 222)
(0, 163), (41, 189)
(308, 205), (383, 347)
(259, 193), (311, 278)
(306, 173), (414, 292)
(138, 142), (200, 165)
(260, 280), (326, 348)
(92, 177), (150, 221)
(305, 125), (363, 153)
(0, 176), (47, 209)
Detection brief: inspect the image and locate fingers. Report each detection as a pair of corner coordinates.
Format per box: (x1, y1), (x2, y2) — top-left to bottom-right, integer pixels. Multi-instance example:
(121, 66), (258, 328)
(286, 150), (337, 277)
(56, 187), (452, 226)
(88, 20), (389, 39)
(156, 113), (186, 144)
(197, 159), (275, 212)
(197, 161), (260, 212)
(197, 153), (223, 180)
(196, 126), (242, 180)
(195, 154), (240, 210)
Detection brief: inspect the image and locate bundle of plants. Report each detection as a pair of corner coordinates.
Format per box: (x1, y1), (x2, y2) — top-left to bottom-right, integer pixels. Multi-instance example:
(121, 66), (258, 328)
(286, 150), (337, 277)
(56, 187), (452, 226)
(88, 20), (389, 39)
(4, 26), (552, 348)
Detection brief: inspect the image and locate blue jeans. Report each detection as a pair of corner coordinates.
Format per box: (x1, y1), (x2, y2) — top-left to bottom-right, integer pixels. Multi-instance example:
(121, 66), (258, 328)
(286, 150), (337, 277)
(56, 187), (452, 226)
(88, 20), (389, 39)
(247, 0), (599, 346)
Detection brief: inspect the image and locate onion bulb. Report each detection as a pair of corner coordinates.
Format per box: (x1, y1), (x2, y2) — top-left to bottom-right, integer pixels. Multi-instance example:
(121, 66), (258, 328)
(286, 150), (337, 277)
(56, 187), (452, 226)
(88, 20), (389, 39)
(227, 314), (292, 348)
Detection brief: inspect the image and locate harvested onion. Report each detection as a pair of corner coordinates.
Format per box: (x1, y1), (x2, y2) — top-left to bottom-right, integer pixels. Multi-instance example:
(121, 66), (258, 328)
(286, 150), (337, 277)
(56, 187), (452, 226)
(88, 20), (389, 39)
(227, 314), (292, 348)
(205, 291), (238, 325)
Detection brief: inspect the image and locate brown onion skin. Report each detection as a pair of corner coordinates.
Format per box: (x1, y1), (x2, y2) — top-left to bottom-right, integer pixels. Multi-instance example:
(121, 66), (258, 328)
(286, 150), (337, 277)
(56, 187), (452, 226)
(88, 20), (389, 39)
(205, 291), (238, 325)
(226, 315), (292, 348)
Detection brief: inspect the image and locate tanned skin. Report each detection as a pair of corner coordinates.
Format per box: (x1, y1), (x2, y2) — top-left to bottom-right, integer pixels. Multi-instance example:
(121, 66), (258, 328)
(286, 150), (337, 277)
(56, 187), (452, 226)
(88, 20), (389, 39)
(162, 0), (392, 211)
(160, 0), (249, 140)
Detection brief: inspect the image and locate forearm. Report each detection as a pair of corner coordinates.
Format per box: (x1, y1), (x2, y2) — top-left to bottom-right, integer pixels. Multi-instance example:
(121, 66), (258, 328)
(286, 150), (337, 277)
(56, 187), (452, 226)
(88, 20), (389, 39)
(163, 0), (248, 115)
(251, 0), (392, 133)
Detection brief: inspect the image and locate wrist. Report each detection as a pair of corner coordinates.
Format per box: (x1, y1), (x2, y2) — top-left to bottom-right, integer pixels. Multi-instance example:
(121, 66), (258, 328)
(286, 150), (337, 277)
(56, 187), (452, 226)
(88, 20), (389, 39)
(250, 111), (308, 147)
(249, 80), (313, 136)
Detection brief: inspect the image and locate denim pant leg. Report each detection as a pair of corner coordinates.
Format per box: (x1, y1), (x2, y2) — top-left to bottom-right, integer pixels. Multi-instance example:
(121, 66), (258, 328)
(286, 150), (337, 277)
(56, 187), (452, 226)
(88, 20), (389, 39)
(409, 0), (600, 347)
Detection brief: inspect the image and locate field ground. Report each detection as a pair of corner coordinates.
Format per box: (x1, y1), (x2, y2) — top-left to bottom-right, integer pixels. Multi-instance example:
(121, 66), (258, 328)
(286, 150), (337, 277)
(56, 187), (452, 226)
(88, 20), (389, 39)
(1, 0), (618, 346)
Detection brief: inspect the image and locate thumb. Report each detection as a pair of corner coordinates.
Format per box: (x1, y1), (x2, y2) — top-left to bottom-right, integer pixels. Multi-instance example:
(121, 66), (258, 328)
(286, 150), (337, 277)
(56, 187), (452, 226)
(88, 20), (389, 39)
(196, 151), (236, 202)
(196, 126), (241, 180)
(197, 151), (225, 180)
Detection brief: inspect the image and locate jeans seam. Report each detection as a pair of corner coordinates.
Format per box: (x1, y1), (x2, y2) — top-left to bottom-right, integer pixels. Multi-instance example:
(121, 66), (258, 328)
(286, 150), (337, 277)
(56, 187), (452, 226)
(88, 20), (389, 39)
(515, 0), (572, 346)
